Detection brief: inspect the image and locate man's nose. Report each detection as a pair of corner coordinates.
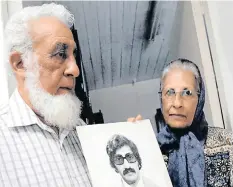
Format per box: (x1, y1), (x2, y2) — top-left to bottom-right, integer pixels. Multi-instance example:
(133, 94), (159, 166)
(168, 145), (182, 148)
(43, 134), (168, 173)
(123, 159), (130, 167)
(64, 58), (80, 78)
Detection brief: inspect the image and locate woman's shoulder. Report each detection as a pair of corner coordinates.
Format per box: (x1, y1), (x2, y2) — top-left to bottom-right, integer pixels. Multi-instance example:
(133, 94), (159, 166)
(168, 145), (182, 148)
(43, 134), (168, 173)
(205, 126), (233, 149)
(204, 127), (233, 186)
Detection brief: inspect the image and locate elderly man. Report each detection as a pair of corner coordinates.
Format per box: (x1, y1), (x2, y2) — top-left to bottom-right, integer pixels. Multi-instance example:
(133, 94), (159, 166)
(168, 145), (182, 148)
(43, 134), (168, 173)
(0, 3), (141, 187)
(106, 134), (158, 187)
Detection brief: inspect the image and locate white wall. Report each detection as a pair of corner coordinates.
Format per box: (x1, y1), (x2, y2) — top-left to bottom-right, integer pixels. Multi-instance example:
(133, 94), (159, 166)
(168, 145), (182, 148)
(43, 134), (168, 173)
(89, 79), (161, 133)
(1, 1), (23, 99)
(0, 1), (9, 109)
(203, 1), (233, 130)
(168, 1), (221, 127)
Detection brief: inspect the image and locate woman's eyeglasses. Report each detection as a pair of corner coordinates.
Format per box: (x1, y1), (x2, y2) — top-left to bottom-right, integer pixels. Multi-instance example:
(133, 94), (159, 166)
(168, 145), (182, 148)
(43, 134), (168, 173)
(158, 88), (200, 101)
(113, 153), (137, 165)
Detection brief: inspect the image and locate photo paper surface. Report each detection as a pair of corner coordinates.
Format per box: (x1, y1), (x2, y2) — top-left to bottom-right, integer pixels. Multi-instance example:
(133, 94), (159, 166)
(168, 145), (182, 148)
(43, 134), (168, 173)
(76, 120), (172, 187)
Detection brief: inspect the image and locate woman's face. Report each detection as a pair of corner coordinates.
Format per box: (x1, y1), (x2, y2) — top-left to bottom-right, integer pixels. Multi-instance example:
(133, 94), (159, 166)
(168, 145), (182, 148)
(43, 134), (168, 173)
(161, 68), (199, 129)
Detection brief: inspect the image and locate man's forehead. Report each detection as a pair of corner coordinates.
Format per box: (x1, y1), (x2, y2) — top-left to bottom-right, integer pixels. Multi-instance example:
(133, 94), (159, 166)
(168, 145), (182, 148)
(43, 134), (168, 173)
(116, 145), (133, 155)
(53, 41), (77, 50)
(29, 16), (75, 48)
(32, 36), (76, 52)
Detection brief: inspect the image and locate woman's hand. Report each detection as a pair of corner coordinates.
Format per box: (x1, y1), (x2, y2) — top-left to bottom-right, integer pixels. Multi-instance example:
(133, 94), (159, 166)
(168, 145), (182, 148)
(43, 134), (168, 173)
(127, 114), (142, 122)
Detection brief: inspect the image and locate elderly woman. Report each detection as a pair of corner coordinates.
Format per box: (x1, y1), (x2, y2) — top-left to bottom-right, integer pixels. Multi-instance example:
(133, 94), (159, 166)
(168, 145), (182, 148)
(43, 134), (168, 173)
(156, 58), (233, 187)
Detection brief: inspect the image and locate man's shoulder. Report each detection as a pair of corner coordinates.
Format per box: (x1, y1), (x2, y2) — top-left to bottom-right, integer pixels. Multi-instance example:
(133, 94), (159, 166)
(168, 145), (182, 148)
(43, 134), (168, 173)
(0, 105), (14, 146)
(0, 104), (10, 128)
(142, 176), (159, 187)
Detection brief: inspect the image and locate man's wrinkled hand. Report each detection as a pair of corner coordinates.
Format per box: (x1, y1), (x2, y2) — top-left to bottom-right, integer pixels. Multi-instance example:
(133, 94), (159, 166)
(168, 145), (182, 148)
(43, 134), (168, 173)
(127, 114), (142, 122)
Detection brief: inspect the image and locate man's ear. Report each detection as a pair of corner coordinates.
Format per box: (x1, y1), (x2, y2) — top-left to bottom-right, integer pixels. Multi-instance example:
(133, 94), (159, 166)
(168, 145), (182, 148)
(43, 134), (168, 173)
(9, 51), (26, 77)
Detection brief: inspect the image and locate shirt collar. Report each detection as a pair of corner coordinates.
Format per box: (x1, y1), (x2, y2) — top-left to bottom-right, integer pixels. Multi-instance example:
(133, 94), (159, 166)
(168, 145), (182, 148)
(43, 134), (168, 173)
(7, 89), (39, 128)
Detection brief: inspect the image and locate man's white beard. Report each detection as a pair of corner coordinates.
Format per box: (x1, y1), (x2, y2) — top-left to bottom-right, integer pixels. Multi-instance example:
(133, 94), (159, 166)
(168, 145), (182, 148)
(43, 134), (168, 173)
(24, 57), (82, 130)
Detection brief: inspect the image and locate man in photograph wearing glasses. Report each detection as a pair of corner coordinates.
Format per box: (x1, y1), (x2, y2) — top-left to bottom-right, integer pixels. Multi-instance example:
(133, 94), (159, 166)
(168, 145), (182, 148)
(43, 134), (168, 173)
(106, 134), (158, 187)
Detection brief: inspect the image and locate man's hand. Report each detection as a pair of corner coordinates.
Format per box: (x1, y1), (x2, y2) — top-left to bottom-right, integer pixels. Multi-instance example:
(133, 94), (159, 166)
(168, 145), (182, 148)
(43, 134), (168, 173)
(127, 114), (142, 122)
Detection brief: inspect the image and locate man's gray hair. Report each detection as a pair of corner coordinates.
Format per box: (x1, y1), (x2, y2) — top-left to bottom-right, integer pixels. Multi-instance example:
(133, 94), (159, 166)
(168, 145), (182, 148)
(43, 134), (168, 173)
(4, 3), (74, 60)
(161, 58), (201, 92)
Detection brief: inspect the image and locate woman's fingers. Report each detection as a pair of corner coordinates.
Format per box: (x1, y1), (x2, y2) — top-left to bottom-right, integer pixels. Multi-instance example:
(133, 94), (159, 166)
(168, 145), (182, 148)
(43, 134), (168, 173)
(127, 114), (142, 122)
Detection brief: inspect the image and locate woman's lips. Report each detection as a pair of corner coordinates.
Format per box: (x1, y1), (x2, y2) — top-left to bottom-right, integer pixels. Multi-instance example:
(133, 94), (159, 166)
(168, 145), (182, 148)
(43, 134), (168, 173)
(169, 114), (186, 118)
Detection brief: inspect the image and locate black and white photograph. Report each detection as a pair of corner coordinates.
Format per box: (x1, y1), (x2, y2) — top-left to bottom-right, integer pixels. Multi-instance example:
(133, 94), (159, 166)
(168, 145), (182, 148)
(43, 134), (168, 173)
(76, 120), (172, 187)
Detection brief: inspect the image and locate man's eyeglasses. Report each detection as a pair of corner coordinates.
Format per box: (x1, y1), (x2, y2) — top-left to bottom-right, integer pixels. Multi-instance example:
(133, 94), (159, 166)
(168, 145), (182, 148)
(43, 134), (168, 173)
(113, 153), (137, 165)
(158, 88), (200, 101)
